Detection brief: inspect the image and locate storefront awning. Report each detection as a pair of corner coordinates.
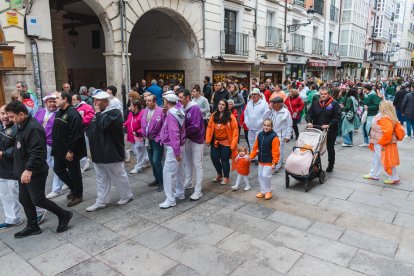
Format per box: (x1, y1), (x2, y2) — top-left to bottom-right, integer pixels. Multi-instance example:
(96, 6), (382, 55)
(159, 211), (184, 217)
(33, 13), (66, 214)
(260, 60), (286, 66)
(308, 59), (327, 67)
(326, 60), (341, 67)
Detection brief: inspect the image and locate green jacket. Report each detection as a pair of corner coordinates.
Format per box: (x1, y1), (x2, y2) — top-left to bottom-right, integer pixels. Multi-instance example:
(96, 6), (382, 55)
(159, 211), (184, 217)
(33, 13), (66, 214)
(363, 91), (381, 116)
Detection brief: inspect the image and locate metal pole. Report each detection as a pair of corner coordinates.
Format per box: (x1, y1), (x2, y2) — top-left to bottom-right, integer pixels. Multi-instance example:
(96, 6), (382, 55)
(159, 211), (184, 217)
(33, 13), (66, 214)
(120, 0), (127, 115)
(30, 38), (43, 107)
(284, 0), (287, 43)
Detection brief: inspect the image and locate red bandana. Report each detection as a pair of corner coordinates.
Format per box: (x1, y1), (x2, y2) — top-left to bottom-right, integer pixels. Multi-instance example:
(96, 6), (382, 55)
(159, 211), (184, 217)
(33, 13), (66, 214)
(319, 96), (333, 108)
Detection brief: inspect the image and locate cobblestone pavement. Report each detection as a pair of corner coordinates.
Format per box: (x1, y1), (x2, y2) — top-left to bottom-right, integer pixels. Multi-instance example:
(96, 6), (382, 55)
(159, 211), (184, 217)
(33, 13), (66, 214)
(1, 124), (414, 275)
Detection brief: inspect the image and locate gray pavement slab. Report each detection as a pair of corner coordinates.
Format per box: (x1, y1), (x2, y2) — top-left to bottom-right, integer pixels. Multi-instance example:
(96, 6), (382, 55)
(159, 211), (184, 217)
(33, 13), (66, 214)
(97, 240), (177, 275)
(103, 212), (156, 238)
(231, 260), (286, 276)
(164, 264), (201, 276)
(267, 225), (358, 267)
(267, 210), (314, 231)
(132, 225), (184, 251)
(0, 252), (41, 276)
(307, 221), (345, 241)
(236, 202), (275, 219)
(29, 243), (90, 276)
(161, 236), (243, 276)
(58, 258), (120, 276)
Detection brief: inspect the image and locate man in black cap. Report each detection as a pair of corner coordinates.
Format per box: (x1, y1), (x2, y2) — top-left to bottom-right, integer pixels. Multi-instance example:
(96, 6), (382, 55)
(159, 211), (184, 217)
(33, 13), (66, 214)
(5, 101), (72, 238)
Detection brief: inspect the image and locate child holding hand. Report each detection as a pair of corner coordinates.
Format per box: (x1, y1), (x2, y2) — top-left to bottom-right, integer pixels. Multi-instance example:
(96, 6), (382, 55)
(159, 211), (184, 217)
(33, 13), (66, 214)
(250, 119), (280, 200)
(231, 147), (251, 191)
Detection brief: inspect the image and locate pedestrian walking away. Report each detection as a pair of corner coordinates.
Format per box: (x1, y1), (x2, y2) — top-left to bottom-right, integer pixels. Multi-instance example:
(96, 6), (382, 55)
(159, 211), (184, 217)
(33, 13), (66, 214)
(5, 101), (72, 238)
(86, 91), (133, 212)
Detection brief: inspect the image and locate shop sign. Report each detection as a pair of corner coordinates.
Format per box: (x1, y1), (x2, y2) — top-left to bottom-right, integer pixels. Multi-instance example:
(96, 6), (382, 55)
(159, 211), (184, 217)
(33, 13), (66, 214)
(373, 52), (384, 62)
(6, 11), (18, 26)
(326, 60), (341, 67)
(308, 59), (327, 67)
(10, 0), (24, 10)
(251, 65), (259, 77)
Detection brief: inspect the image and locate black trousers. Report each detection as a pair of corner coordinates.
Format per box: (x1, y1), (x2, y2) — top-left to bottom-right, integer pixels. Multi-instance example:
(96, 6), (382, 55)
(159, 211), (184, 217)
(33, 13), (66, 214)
(292, 119), (300, 139)
(19, 169), (66, 228)
(53, 157), (83, 197)
(326, 128), (338, 166)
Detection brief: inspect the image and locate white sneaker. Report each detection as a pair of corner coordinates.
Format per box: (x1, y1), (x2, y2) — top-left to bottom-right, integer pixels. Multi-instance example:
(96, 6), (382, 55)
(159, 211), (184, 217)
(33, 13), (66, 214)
(86, 203), (107, 212)
(159, 200), (176, 209)
(62, 184), (69, 191)
(46, 191), (62, 199)
(358, 143), (369, 147)
(190, 191), (203, 201)
(130, 168), (143, 174)
(142, 161), (151, 168)
(341, 143), (352, 147)
(184, 184), (194, 190)
(117, 197), (132, 205)
(125, 150), (131, 163)
(231, 185), (239, 191)
(174, 193), (185, 200)
(244, 186), (251, 191)
(82, 158), (90, 172)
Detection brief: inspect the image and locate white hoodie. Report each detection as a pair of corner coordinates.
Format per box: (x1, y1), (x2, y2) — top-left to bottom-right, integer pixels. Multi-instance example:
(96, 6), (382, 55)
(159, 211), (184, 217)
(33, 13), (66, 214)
(244, 98), (269, 131)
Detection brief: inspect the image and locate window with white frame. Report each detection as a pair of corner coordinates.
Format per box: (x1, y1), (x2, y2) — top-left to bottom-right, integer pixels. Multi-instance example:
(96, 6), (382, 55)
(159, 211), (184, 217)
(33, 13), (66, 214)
(395, 3), (400, 19)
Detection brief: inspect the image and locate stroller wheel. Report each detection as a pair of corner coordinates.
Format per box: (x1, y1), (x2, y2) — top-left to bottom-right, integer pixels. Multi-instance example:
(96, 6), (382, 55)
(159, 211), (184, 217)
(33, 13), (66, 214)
(319, 170), (326, 184)
(285, 175), (290, 189)
(305, 183), (310, 192)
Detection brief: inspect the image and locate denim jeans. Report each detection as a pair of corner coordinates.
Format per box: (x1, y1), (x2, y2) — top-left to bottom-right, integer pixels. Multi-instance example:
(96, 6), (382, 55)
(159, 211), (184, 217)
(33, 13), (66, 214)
(396, 109), (405, 124)
(343, 131), (353, 145)
(147, 140), (164, 187)
(407, 118), (414, 137)
(363, 116), (374, 144)
(210, 144), (231, 178)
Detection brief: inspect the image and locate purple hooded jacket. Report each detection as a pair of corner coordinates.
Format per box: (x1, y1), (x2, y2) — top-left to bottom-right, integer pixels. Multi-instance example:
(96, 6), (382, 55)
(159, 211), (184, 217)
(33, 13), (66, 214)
(183, 101), (205, 144)
(34, 108), (56, 146)
(160, 106), (186, 156)
(141, 106), (165, 143)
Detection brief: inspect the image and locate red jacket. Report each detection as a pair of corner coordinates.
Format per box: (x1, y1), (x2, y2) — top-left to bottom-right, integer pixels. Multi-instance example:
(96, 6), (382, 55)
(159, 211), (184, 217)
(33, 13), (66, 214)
(261, 89), (272, 103)
(76, 102), (95, 127)
(239, 105), (248, 131)
(285, 96), (304, 120)
(124, 110), (143, 143)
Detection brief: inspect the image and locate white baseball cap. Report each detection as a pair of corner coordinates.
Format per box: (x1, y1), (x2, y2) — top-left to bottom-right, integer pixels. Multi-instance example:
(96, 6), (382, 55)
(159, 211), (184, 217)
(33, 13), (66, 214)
(163, 91), (178, 103)
(42, 93), (57, 101)
(92, 91), (110, 100)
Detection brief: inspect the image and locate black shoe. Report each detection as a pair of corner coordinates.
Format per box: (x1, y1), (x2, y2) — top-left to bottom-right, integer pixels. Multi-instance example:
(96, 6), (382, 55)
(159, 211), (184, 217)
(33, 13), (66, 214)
(148, 181), (158, 187)
(14, 226), (42, 239)
(66, 192), (74, 200)
(157, 186), (164, 192)
(67, 197), (83, 207)
(326, 165), (334, 173)
(57, 211), (73, 233)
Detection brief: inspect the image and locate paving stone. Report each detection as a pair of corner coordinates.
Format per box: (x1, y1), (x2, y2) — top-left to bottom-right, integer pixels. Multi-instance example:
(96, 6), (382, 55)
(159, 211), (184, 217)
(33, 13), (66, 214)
(217, 231), (301, 273)
(396, 245), (414, 266)
(266, 225), (357, 267)
(162, 212), (234, 245)
(161, 236), (243, 276)
(209, 209), (279, 239)
(339, 229), (398, 257)
(58, 258), (120, 276)
(318, 197), (396, 223)
(29, 243), (90, 276)
(381, 187), (410, 200)
(187, 201), (224, 219)
(231, 260), (285, 276)
(79, 204), (132, 224)
(270, 183), (325, 205)
(103, 212), (156, 238)
(164, 264), (200, 276)
(267, 210), (313, 231)
(132, 225), (183, 251)
(97, 240), (177, 275)
(408, 192), (414, 201)
(0, 229), (67, 260)
(0, 252), (41, 275)
(350, 250), (414, 276)
(206, 194), (247, 210)
(307, 221), (345, 240)
(289, 254), (364, 276)
(58, 217), (126, 255)
(393, 212), (414, 228)
(236, 202), (275, 219)
(0, 240), (12, 257)
(309, 184), (355, 200)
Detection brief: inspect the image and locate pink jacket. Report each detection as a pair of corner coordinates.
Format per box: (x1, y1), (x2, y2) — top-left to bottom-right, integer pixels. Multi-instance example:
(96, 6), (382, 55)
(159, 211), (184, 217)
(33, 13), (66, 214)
(124, 110), (143, 143)
(76, 102), (95, 127)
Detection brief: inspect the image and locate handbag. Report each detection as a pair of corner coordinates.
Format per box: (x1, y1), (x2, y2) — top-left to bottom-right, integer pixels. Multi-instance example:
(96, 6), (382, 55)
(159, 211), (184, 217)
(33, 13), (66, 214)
(361, 110), (368, 124)
(346, 110), (354, 121)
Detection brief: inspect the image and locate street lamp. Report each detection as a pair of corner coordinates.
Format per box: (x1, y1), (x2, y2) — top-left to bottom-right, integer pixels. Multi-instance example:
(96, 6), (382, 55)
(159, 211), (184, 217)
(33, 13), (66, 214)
(287, 6), (315, 33)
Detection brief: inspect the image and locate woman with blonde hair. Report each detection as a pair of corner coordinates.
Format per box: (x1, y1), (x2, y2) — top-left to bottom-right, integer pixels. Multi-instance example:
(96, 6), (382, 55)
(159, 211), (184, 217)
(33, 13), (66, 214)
(363, 101), (405, 184)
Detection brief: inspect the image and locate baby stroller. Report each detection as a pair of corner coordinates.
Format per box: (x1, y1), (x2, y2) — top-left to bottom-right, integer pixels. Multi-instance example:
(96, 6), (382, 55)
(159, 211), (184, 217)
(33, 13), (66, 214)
(284, 127), (328, 192)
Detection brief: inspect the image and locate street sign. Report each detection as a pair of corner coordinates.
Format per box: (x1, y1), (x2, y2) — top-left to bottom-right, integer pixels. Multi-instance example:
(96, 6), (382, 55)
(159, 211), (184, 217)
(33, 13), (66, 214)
(10, 0), (24, 10)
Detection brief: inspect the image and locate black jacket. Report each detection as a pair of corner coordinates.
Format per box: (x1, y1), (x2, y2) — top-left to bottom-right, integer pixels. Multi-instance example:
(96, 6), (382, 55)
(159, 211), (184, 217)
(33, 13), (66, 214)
(402, 92), (414, 120)
(306, 98), (342, 130)
(86, 108), (125, 164)
(213, 89), (230, 111)
(203, 82), (213, 103)
(394, 89), (409, 111)
(13, 116), (48, 178)
(51, 106), (86, 160)
(0, 123), (18, 180)
(257, 130), (278, 164)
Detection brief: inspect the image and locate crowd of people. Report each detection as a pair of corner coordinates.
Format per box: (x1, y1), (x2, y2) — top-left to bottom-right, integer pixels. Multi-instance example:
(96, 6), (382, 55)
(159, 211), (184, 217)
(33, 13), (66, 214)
(0, 75), (412, 238)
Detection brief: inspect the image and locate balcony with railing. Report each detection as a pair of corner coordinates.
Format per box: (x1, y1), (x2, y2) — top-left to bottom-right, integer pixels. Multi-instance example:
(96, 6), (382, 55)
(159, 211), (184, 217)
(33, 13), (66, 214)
(314, 0), (324, 16)
(293, 0), (304, 6)
(265, 26), (283, 48)
(220, 30), (249, 56)
(330, 6), (339, 22)
(328, 42), (338, 56)
(291, 34), (305, 51)
(312, 38), (324, 55)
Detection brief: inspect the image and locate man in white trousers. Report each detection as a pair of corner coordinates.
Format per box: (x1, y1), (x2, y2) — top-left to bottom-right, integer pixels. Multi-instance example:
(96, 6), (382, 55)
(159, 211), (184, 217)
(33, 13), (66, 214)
(34, 93), (68, 199)
(178, 89), (205, 201)
(85, 91), (133, 212)
(0, 105), (23, 229)
(244, 88), (269, 162)
(263, 96), (293, 173)
(159, 92), (186, 209)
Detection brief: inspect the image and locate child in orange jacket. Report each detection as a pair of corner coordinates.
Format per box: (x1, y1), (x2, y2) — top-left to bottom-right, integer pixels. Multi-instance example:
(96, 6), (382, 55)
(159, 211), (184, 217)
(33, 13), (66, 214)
(250, 119), (280, 200)
(231, 147), (251, 191)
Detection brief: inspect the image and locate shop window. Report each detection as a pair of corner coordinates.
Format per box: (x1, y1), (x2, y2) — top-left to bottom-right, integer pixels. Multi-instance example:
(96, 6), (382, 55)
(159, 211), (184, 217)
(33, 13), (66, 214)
(213, 71), (250, 89)
(144, 70), (185, 87)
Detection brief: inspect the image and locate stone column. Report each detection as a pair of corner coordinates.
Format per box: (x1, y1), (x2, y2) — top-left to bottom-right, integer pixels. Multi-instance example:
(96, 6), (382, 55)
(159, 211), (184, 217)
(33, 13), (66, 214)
(50, 10), (67, 90)
(103, 52), (123, 98)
